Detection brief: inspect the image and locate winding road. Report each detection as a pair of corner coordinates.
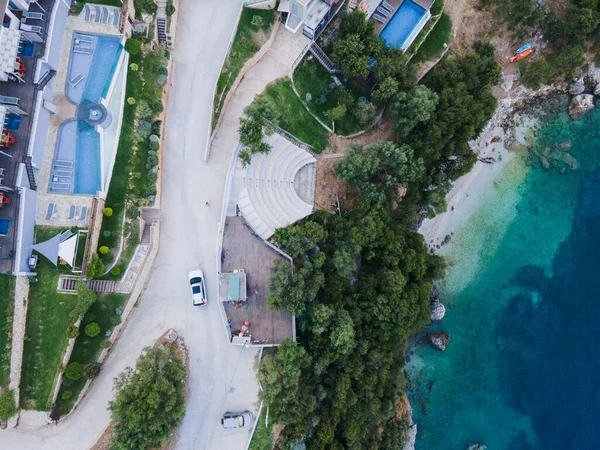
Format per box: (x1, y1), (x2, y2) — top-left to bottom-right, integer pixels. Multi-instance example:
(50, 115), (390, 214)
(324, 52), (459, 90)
(0, 0), (261, 449)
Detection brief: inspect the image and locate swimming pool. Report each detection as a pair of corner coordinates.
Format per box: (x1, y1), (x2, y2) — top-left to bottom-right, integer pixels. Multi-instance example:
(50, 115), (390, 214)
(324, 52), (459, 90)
(51, 33), (123, 195)
(380, 0), (428, 51)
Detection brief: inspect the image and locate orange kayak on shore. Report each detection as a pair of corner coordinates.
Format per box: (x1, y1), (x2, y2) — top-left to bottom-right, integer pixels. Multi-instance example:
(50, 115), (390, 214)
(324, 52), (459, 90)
(510, 48), (534, 63)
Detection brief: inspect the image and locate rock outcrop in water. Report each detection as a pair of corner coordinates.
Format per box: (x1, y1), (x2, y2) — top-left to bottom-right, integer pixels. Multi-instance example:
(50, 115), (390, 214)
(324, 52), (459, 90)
(569, 94), (595, 120)
(430, 301), (446, 321)
(429, 332), (451, 351)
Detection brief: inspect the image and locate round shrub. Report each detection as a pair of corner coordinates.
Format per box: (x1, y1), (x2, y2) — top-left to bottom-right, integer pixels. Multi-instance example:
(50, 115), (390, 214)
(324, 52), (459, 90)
(65, 362), (84, 381)
(84, 322), (100, 337)
(109, 315), (122, 327)
(157, 74), (167, 86)
(147, 155), (159, 166)
(129, 62), (139, 71)
(149, 141), (160, 151)
(61, 377), (73, 387)
(99, 246), (109, 255)
(151, 101), (163, 114)
(103, 230), (112, 237)
(84, 362), (101, 379)
(127, 97), (136, 105)
(61, 390), (72, 400)
(124, 38), (141, 55)
(158, 66), (168, 76)
(103, 207), (113, 217)
(110, 266), (121, 276)
(66, 325), (79, 339)
(151, 121), (162, 135)
(100, 339), (111, 349)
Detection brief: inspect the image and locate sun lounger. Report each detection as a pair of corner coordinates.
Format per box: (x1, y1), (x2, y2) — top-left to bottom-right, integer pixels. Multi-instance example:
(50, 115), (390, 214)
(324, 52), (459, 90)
(79, 206), (88, 221)
(23, 11), (44, 20)
(94, 6), (101, 23)
(67, 205), (76, 220)
(76, 34), (94, 44)
(102, 7), (109, 24)
(84, 4), (91, 22)
(373, 13), (387, 23)
(112, 10), (120, 27)
(0, 168), (4, 176)
(69, 73), (84, 87)
(45, 203), (54, 220)
(382, 0), (394, 12)
(376, 6), (390, 16)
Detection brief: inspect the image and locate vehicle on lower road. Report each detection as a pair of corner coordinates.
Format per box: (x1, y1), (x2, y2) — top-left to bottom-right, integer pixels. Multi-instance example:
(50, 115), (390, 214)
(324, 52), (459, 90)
(221, 411), (253, 429)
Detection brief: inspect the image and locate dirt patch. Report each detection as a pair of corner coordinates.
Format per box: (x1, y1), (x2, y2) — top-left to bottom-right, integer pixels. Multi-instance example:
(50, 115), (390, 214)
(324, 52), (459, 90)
(90, 422), (115, 450)
(314, 116), (396, 212)
(253, 28), (269, 47)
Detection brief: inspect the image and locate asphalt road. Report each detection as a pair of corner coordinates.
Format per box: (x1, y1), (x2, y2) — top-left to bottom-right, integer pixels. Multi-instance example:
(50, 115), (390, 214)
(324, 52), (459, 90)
(0, 0), (260, 448)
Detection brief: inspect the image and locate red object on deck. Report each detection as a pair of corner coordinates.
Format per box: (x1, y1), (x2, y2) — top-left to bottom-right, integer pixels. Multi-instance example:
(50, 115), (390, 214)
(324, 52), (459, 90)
(2, 197), (9, 204)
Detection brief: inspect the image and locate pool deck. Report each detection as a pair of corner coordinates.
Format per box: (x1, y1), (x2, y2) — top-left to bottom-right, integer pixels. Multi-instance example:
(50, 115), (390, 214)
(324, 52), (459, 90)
(35, 9), (121, 227)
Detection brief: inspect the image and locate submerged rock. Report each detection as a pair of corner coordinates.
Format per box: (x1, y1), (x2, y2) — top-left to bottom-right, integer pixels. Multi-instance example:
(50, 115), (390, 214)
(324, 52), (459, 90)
(430, 301), (446, 321)
(429, 332), (451, 351)
(569, 94), (595, 120)
(594, 83), (600, 96)
(569, 81), (585, 95)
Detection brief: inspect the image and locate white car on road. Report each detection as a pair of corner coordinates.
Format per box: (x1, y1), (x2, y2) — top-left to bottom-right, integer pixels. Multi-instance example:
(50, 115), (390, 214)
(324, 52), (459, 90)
(189, 270), (207, 306)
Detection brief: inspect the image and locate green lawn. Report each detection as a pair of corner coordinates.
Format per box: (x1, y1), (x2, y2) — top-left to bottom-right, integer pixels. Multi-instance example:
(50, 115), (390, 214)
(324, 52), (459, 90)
(293, 58), (362, 136)
(20, 256), (78, 410)
(0, 275), (15, 387)
(258, 78), (329, 152)
(412, 13), (452, 63)
(248, 407), (273, 450)
(55, 293), (127, 414)
(212, 7), (276, 131)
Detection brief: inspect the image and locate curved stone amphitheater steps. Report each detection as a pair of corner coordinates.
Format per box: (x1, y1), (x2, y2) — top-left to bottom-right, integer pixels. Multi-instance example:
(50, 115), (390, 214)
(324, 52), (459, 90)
(236, 134), (317, 240)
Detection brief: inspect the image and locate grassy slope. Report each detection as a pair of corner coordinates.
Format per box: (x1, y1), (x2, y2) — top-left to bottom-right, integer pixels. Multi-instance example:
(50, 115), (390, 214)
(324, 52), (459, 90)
(293, 58), (362, 136)
(20, 260), (77, 410)
(212, 7), (276, 130)
(259, 79), (329, 152)
(412, 13), (452, 63)
(55, 293), (127, 413)
(248, 407), (273, 450)
(0, 275), (15, 387)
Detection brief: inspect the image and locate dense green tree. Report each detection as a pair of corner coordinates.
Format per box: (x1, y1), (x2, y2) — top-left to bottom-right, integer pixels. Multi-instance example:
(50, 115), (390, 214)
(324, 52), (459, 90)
(109, 346), (186, 450)
(332, 34), (371, 79)
(391, 85), (439, 137)
(72, 281), (97, 321)
(336, 141), (424, 204)
(353, 100), (377, 127)
(373, 77), (400, 103)
(520, 59), (552, 89)
(325, 104), (347, 122)
(86, 253), (105, 279)
(373, 47), (415, 90)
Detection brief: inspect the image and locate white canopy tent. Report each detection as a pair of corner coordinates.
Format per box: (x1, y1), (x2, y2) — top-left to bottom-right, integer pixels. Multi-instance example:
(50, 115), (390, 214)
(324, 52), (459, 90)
(31, 230), (79, 267)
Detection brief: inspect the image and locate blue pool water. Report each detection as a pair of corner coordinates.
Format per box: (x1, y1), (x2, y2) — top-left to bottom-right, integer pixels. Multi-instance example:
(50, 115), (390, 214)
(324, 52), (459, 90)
(380, 0), (425, 49)
(52, 34), (122, 195)
(407, 98), (600, 449)
(83, 37), (122, 103)
(74, 122), (101, 195)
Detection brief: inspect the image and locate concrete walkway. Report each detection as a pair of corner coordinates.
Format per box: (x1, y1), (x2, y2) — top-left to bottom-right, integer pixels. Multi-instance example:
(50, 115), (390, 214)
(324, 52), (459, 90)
(0, 1), (259, 449)
(210, 26), (310, 164)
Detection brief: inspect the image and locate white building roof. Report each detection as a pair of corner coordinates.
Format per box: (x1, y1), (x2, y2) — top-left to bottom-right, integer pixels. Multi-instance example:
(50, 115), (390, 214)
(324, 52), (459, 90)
(0, 27), (21, 75)
(305, 0), (329, 30)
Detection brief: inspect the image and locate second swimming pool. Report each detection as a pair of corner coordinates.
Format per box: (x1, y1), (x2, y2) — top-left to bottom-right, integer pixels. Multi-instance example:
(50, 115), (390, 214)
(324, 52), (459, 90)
(380, 0), (427, 51)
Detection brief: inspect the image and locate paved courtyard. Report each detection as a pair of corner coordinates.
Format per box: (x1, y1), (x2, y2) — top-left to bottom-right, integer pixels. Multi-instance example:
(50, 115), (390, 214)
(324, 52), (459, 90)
(222, 216), (294, 345)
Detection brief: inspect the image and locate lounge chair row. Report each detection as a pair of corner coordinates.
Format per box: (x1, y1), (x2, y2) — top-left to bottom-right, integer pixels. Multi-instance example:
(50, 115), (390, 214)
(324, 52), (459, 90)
(373, 0), (395, 23)
(83, 4), (120, 27)
(45, 203), (88, 221)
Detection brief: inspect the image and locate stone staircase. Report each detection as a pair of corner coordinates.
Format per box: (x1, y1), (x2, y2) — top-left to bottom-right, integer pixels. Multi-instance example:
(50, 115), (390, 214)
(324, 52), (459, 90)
(59, 277), (120, 293)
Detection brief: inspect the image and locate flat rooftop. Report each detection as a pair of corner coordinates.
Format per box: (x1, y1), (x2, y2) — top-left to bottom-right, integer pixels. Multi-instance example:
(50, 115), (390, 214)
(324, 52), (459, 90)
(221, 216), (294, 345)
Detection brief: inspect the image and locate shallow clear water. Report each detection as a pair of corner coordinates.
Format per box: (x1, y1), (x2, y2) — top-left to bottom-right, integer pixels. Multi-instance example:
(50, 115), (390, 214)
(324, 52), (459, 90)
(408, 99), (600, 449)
(83, 36), (122, 102)
(381, 0), (425, 49)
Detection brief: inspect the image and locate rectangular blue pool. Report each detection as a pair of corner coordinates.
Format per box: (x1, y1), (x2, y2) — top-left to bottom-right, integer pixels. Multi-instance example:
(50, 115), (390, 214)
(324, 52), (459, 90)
(380, 0), (427, 50)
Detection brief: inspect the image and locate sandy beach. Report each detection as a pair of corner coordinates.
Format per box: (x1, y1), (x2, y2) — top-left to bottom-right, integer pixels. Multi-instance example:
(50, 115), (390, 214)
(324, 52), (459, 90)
(419, 97), (538, 250)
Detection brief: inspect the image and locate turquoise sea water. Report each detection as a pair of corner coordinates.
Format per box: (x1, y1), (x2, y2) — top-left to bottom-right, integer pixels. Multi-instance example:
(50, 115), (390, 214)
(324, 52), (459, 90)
(408, 98), (600, 449)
